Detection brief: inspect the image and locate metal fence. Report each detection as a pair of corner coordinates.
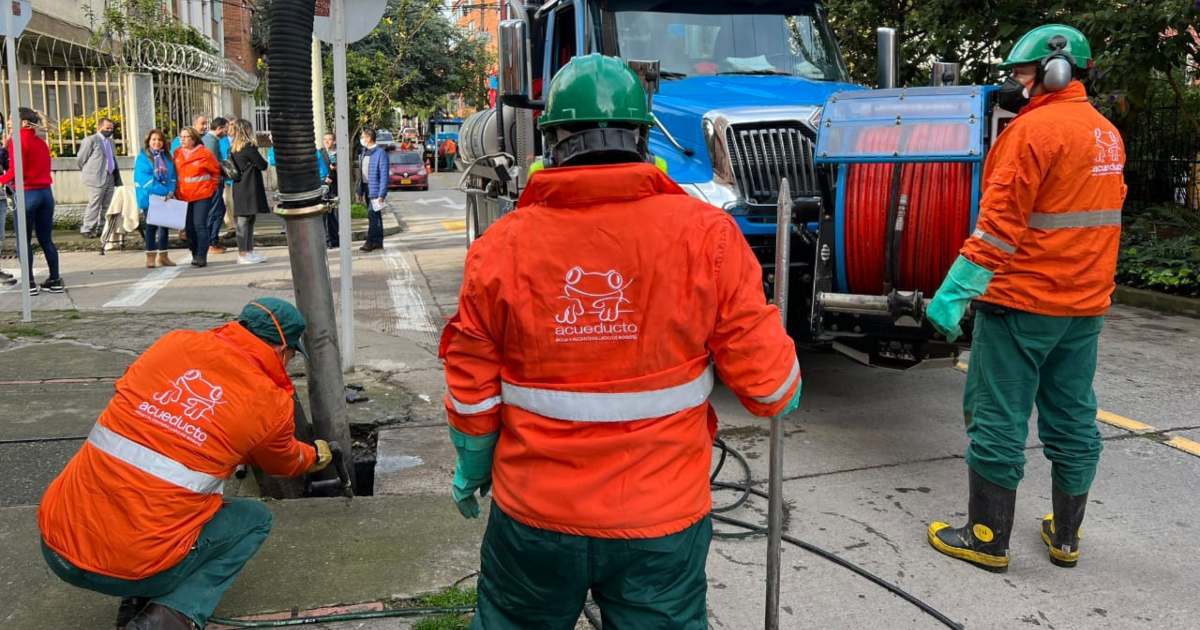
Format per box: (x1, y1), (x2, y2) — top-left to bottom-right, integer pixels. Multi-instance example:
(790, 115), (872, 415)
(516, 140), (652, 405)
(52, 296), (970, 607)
(0, 65), (127, 157)
(254, 105), (270, 134)
(153, 71), (216, 140)
(1111, 103), (1200, 212)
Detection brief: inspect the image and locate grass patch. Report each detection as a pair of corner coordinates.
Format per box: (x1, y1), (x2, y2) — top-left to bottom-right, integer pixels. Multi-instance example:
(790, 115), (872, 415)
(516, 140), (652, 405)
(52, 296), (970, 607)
(1, 324), (47, 338)
(410, 586), (476, 630)
(351, 203), (368, 219)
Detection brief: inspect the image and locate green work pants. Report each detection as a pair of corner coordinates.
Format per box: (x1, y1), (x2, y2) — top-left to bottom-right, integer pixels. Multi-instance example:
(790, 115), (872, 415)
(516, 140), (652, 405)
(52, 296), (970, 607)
(472, 504), (711, 630)
(964, 305), (1105, 495)
(41, 498), (273, 628)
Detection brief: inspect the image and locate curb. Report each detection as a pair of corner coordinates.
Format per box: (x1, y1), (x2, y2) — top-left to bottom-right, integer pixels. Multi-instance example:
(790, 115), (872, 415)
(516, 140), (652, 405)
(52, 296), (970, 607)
(45, 225), (401, 253)
(1114, 285), (1200, 319)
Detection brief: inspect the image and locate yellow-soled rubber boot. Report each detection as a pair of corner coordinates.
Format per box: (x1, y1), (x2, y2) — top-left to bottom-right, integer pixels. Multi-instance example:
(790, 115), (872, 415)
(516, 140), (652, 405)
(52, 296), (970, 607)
(927, 469), (1015, 573)
(1041, 485), (1087, 568)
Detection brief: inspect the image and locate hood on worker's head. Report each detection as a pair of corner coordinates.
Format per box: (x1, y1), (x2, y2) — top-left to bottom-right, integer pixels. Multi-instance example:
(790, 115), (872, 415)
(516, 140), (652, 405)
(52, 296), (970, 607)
(238, 297), (308, 359)
(518, 161), (686, 208)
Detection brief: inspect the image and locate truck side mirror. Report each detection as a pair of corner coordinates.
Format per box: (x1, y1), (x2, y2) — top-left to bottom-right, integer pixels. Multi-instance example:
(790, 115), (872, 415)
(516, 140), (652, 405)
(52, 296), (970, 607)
(499, 19), (532, 104)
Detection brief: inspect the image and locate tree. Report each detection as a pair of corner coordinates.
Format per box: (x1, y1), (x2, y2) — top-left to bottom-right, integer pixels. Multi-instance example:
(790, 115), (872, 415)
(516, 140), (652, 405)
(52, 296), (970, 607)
(324, 0), (494, 132)
(822, 0), (1198, 126)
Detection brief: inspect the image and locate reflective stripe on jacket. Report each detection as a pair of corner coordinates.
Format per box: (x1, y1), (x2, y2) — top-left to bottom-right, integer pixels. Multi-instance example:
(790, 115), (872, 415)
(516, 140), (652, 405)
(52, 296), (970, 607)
(172, 145), (221, 202)
(963, 81), (1126, 316)
(440, 162), (800, 539)
(38, 323), (315, 580)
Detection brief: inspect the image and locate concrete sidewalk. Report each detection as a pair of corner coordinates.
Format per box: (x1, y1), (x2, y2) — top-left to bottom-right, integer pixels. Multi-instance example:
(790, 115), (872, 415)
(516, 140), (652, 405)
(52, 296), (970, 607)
(0, 496), (485, 630)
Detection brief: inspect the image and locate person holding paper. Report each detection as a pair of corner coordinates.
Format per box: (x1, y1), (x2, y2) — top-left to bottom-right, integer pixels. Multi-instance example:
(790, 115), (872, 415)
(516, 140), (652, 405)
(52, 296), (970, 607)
(134, 129), (178, 268)
(358, 128), (389, 252)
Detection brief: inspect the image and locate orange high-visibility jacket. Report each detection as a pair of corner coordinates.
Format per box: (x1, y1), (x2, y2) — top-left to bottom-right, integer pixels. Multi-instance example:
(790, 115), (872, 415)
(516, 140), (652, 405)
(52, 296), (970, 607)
(440, 162), (800, 539)
(173, 145), (221, 202)
(39, 323), (315, 580)
(963, 81), (1126, 316)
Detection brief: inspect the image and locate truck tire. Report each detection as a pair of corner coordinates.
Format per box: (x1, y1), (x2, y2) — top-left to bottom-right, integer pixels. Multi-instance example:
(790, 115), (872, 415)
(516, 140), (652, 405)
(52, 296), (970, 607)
(466, 195), (480, 247)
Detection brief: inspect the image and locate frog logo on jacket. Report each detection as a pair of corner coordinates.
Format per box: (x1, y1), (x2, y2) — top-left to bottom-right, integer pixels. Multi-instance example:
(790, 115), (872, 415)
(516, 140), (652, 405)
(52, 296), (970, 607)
(553, 266), (639, 343)
(137, 369), (227, 445)
(1092, 128), (1123, 176)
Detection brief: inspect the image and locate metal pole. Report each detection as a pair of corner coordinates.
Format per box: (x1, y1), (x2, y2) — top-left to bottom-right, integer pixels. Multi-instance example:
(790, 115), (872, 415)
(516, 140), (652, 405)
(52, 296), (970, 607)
(765, 178), (792, 630)
(311, 36), (327, 147)
(876, 27), (898, 89)
(5, 23), (32, 322)
(282, 209), (355, 491)
(332, 0), (354, 372)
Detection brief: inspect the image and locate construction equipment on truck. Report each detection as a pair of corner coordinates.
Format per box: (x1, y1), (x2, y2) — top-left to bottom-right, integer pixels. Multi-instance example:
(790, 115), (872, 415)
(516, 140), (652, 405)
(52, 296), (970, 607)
(458, 0), (1027, 370)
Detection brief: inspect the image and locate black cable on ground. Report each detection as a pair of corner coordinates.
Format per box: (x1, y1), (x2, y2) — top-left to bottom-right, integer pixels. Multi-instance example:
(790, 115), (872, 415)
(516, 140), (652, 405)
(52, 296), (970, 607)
(708, 440), (963, 630)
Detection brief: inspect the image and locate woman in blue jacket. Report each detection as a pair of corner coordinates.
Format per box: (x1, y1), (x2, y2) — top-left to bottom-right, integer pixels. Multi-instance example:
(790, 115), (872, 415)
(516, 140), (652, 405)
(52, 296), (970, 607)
(134, 128), (178, 268)
(357, 128), (389, 252)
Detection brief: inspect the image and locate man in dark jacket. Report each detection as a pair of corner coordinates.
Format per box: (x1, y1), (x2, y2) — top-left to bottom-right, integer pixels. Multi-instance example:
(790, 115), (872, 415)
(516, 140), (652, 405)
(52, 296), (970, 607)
(357, 128), (389, 252)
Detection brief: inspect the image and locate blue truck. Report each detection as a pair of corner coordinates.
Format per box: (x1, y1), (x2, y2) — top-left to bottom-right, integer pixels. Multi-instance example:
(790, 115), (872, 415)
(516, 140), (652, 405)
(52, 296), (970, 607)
(458, 0), (1009, 368)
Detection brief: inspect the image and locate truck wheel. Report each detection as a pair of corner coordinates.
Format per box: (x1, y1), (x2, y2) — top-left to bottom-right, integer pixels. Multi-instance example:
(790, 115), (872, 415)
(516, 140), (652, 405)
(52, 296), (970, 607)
(466, 196), (480, 247)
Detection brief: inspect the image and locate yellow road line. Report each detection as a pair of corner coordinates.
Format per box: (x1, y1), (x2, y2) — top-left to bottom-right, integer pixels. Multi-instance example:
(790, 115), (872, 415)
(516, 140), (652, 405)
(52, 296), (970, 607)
(1164, 436), (1200, 458)
(1095, 410), (1156, 434)
(442, 220), (466, 232)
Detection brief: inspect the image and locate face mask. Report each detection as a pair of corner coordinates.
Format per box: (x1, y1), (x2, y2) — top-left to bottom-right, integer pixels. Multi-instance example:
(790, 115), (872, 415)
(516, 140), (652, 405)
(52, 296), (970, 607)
(100, 129), (114, 138)
(997, 75), (1032, 113)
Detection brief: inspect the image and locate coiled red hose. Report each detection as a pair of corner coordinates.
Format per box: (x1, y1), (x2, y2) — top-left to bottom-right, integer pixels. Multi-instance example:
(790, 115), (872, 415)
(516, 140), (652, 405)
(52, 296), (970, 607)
(843, 125), (972, 296)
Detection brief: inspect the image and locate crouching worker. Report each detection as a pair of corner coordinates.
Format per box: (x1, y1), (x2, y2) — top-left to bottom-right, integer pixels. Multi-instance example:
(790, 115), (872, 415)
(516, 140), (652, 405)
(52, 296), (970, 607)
(37, 298), (333, 629)
(441, 55), (802, 629)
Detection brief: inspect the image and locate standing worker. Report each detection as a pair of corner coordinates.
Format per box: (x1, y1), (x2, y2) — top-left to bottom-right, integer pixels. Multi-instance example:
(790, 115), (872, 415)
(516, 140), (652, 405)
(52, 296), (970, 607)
(38, 298), (333, 630)
(441, 54), (802, 629)
(925, 25), (1125, 572)
(174, 128), (222, 268)
(317, 132), (339, 248)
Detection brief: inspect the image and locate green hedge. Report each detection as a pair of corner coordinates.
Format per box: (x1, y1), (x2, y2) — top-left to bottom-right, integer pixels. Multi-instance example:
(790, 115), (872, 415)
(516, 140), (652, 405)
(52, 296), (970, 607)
(1117, 205), (1200, 297)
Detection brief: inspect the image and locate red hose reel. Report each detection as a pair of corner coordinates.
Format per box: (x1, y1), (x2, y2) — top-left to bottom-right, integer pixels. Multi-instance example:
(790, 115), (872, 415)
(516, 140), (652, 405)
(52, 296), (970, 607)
(843, 124), (973, 296)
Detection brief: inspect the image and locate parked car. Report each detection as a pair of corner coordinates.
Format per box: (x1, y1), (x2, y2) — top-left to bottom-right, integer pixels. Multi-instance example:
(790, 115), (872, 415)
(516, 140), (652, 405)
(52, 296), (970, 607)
(376, 129), (395, 149)
(387, 150), (428, 191)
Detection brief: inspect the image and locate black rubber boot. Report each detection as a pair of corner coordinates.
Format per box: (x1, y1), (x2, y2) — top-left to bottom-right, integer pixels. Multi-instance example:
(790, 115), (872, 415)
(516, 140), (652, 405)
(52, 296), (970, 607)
(1041, 485), (1087, 568)
(115, 597), (148, 628)
(927, 469), (1016, 572)
(124, 603), (195, 630)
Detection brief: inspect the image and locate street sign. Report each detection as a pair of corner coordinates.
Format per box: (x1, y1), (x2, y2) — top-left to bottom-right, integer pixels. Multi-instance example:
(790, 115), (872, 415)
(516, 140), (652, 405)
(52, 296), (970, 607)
(314, 0), (386, 44)
(0, 0), (31, 37)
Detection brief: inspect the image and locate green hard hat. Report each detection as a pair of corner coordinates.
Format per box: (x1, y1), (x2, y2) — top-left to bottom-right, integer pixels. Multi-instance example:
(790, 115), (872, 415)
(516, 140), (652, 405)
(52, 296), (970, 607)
(999, 24), (1092, 71)
(539, 54), (654, 129)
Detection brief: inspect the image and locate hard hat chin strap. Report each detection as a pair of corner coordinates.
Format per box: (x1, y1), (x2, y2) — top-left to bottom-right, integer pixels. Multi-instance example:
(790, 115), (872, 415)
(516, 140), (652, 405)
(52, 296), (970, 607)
(249, 301), (290, 354)
(546, 127), (647, 167)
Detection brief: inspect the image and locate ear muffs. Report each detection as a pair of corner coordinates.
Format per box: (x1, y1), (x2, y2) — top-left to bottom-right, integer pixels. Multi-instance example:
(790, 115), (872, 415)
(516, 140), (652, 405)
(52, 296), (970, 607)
(1038, 35), (1076, 92)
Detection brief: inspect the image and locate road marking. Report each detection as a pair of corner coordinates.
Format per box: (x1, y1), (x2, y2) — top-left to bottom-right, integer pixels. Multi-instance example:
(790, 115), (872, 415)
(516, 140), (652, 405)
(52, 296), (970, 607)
(381, 241), (436, 339)
(954, 360), (1193, 454)
(415, 196), (466, 210)
(102, 255), (192, 308)
(442, 220), (466, 232)
(1164, 437), (1200, 458)
(1096, 410), (1155, 433)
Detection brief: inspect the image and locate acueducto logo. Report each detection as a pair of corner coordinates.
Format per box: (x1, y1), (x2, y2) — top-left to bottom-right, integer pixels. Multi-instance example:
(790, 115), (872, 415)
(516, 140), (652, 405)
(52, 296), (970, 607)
(140, 369), (227, 445)
(553, 266), (639, 343)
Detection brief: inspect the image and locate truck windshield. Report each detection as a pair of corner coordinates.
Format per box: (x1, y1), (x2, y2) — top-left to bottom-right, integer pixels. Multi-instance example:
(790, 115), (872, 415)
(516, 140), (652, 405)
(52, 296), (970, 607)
(612, 8), (847, 82)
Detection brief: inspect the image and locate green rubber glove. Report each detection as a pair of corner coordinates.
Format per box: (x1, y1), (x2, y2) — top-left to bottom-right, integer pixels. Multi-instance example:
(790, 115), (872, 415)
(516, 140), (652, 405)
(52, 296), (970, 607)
(926, 256), (994, 343)
(780, 380), (803, 416)
(448, 426), (498, 519)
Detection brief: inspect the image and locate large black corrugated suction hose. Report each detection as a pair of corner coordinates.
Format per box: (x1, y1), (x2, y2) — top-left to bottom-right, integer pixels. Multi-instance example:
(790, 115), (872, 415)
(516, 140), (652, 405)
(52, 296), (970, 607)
(267, 0), (322, 209)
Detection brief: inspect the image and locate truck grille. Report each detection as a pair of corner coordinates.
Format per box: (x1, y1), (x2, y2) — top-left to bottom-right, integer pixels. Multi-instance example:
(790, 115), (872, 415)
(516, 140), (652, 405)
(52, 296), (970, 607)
(725, 123), (819, 204)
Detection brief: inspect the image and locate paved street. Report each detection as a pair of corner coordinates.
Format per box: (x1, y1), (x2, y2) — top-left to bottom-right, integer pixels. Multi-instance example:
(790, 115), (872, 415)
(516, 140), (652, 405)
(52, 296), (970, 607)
(2, 172), (1199, 629)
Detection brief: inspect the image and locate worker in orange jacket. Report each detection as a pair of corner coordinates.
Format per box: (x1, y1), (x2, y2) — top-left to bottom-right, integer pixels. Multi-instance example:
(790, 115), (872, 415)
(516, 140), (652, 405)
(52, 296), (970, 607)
(38, 298), (333, 629)
(925, 25), (1126, 572)
(441, 54), (801, 629)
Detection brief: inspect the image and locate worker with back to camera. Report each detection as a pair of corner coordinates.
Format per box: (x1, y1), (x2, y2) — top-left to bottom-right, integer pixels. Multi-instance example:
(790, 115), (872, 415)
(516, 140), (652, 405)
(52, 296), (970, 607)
(924, 25), (1126, 572)
(440, 54), (802, 629)
(37, 297), (334, 629)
